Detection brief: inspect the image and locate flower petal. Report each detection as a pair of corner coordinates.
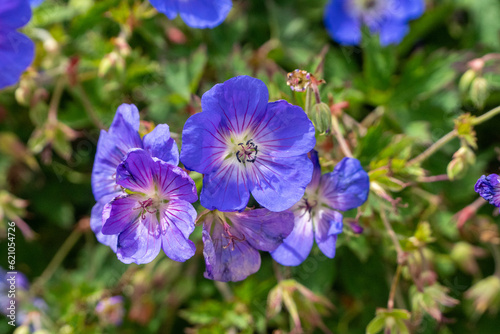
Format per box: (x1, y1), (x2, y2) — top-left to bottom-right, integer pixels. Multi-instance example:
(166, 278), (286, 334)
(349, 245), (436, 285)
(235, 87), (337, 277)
(248, 154), (313, 212)
(116, 213), (162, 264)
(377, 18), (409, 46)
(228, 209), (294, 251)
(0, 30), (34, 89)
(159, 200), (197, 262)
(0, 0), (31, 30)
(149, 0), (178, 20)
(201, 76), (269, 135)
(180, 110), (228, 174)
(475, 174), (500, 207)
(201, 161), (250, 211)
(202, 217), (261, 282)
(154, 159), (198, 202)
(324, 0), (362, 46)
(307, 150), (321, 191)
(143, 124), (179, 166)
(116, 149), (155, 194)
(271, 207), (314, 266)
(101, 194), (143, 235)
(389, 0), (425, 21)
(90, 195), (118, 252)
(253, 100), (316, 158)
(320, 157), (369, 211)
(178, 0), (232, 29)
(314, 209), (343, 258)
(109, 104), (140, 134)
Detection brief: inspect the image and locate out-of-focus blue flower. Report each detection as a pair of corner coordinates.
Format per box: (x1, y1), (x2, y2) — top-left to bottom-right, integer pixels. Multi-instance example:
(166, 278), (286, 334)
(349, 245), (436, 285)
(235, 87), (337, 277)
(0, 268), (47, 325)
(271, 151), (369, 266)
(101, 149), (198, 264)
(91, 104), (178, 251)
(29, 0), (44, 7)
(475, 174), (500, 207)
(148, 0), (232, 29)
(96, 296), (125, 326)
(0, 0), (35, 89)
(202, 209), (294, 282)
(323, 0), (425, 46)
(180, 75), (316, 212)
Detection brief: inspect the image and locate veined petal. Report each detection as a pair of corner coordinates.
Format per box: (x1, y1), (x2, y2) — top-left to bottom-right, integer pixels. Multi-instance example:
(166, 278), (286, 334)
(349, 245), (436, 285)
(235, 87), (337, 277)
(116, 213), (162, 264)
(0, 30), (34, 89)
(248, 154), (313, 212)
(159, 200), (196, 262)
(202, 218), (261, 282)
(180, 110), (228, 174)
(109, 104), (140, 135)
(314, 209), (343, 258)
(143, 124), (179, 166)
(320, 157), (369, 211)
(253, 100), (315, 158)
(0, 0), (31, 30)
(228, 209), (294, 251)
(201, 76), (269, 135)
(271, 207), (314, 266)
(154, 160), (197, 202)
(90, 195), (118, 252)
(201, 161), (250, 212)
(324, 0), (362, 46)
(178, 0), (232, 29)
(101, 194), (143, 235)
(116, 149), (155, 194)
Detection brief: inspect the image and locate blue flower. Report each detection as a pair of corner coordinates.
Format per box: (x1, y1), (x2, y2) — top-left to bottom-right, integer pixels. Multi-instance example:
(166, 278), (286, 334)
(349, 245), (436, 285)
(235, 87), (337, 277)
(96, 296), (125, 326)
(324, 0), (425, 46)
(180, 76), (316, 212)
(201, 209), (294, 282)
(29, 0), (44, 7)
(271, 151), (369, 266)
(101, 149), (198, 264)
(91, 104), (179, 251)
(149, 0), (232, 29)
(475, 174), (500, 207)
(0, 0), (35, 89)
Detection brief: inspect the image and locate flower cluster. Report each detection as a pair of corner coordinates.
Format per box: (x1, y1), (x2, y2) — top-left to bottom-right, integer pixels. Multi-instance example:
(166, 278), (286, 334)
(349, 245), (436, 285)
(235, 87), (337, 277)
(0, 0), (35, 89)
(148, 0), (232, 29)
(324, 0), (425, 46)
(91, 76), (370, 281)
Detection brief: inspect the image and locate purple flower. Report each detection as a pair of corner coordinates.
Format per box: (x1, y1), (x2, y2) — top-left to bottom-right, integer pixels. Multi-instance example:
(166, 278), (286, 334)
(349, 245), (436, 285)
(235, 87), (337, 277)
(0, 0), (35, 89)
(271, 151), (369, 266)
(96, 296), (125, 326)
(180, 76), (316, 212)
(149, 0), (232, 29)
(324, 0), (425, 46)
(475, 174), (500, 207)
(101, 149), (198, 264)
(202, 209), (294, 282)
(91, 104), (178, 251)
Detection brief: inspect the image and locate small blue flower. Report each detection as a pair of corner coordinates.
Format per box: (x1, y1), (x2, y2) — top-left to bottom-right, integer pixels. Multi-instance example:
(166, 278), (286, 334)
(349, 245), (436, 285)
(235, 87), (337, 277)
(96, 296), (125, 326)
(180, 75), (316, 212)
(271, 151), (369, 266)
(324, 0), (425, 46)
(202, 209), (294, 282)
(91, 104), (179, 251)
(149, 0), (232, 29)
(475, 174), (500, 207)
(0, 0), (35, 89)
(101, 149), (198, 264)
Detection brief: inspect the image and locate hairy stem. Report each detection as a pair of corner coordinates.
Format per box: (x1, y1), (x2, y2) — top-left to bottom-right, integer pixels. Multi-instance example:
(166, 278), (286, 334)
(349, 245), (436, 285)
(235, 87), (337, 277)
(388, 264), (403, 311)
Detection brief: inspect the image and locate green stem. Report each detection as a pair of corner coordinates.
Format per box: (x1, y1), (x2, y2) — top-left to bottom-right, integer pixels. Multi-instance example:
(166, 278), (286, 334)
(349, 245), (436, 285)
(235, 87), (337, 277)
(31, 228), (82, 293)
(407, 130), (458, 166)
(387, 264), (402, 311)
(380, 208), (405, 264)
(48, 77), (66, 123)
(472, 105), (500, 126)
(331, 115), (353, 158)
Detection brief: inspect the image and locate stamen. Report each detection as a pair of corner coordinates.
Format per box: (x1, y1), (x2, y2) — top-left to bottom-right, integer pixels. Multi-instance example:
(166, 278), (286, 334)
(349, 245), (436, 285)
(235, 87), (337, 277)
(132, 198), (157, 219)
(235, 139), (258, 164)
(221, 222), (246, 250)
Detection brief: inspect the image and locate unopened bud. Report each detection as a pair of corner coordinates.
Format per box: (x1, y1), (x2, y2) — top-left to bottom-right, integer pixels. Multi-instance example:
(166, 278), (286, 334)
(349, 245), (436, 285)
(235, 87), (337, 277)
(309, 102), (331, 133)
(470, 77), (489, 109)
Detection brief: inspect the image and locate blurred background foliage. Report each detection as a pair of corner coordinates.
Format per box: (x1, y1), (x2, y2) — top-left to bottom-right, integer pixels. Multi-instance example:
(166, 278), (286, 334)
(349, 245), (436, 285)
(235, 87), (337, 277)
(2, 0), (500, 333)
